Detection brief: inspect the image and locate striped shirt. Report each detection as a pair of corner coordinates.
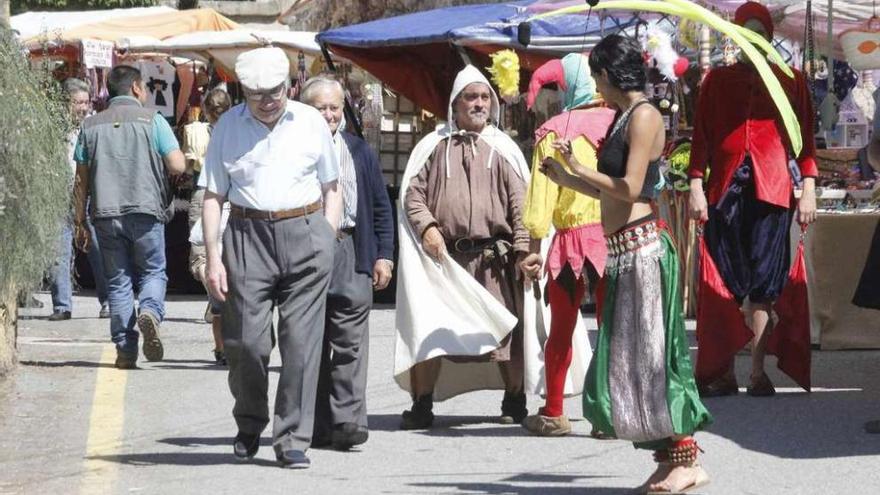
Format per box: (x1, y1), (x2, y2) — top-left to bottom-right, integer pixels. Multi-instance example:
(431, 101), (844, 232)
(334, 132), (358, 228)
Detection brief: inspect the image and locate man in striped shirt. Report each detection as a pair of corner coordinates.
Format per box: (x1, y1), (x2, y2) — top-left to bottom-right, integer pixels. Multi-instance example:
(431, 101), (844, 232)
(301, 75), (395, 451)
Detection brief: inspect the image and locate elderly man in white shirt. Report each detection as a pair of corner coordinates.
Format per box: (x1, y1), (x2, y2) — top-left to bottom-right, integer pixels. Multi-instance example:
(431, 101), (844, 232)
(200, 47), (342, 469)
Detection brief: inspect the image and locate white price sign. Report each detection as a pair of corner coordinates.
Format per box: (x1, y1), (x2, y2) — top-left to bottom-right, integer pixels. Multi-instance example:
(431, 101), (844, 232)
(81, 39), (114, 69)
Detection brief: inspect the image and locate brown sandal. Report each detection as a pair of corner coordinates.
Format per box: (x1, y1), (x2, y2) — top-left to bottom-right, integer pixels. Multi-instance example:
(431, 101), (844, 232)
(747, 373), (776, 397)
(697, 374), (739, 397)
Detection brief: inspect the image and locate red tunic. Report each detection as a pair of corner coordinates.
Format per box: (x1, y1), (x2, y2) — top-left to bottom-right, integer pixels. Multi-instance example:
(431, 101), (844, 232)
(688, 63), (818, 209)
(690, 62), (814, 392)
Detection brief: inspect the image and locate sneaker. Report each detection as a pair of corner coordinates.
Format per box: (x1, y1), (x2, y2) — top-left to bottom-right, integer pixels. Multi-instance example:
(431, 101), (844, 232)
(137, 312), (164, 362)
(523, 414), (572, 436)
(114, 351), (138, 370)
(99, 304), (110, 319)
(276, 449), (310, 469)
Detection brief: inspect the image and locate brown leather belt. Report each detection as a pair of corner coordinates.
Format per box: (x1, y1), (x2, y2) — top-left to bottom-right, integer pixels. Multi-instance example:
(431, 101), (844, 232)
(230, 201), (322, 221)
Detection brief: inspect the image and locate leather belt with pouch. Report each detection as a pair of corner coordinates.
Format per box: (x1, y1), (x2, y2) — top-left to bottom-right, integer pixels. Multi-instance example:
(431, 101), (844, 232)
(230, 201), (322, 221)
(446, 236), (513, 262)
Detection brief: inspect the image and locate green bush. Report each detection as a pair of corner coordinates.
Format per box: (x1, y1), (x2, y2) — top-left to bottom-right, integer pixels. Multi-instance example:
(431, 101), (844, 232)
(0, 27), (71, 300)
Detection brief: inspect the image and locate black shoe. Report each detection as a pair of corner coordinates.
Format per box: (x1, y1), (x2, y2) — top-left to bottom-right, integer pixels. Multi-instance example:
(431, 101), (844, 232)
(114, 351), (137, 370)
(233, 432), (260, 461)
(213, 349), (228, 366)
(500, 391), (528, 424)
(137, 312), (164, 362)
(401, 394), (434, 430)
(331, 422), (369, 451)
(276, 449), (310, 469)
(47, 311), (71, 321)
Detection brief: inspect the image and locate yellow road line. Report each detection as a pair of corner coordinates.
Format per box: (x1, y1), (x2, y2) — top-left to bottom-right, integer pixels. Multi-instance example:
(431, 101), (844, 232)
(80, 345), (127, 495)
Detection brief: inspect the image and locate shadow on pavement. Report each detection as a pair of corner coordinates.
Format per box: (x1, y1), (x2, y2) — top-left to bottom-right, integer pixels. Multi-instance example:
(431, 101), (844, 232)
(161, 317), (209, 324)
(703, 390), (880, 459)
(367, 414), (588, 438)
(87, 452), (278, 468)
(410, 472), (630, 495)
(20, 360), (115, 369)
(158, 436), (273, 448)
(702, 353), (880, 459)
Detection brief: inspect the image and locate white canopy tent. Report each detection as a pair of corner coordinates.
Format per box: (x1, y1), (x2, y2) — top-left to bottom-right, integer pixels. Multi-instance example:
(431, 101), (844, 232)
(10, 7), (176, 41)
(123, 29), (326, 80)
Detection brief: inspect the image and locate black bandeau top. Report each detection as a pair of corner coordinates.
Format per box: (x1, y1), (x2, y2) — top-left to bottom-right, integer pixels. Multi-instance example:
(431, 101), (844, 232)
(596, 100), (662, 201)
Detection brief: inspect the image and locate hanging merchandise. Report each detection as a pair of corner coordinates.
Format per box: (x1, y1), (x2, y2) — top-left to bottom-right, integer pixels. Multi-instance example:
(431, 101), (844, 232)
(487, 49), (521, 104)
(721, 36), (738, 66)
(640, 22), (689, 82)
(832, 60), (859, 102)
(291, 51), (308, 101)
(852, 71), (877, 123)
(136, 59), (176, 118)
(840, 18), (880, 70)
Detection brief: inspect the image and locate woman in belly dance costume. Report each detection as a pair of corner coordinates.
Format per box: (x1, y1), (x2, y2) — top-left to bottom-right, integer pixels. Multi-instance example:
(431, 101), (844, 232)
(540, 34), (712, 494)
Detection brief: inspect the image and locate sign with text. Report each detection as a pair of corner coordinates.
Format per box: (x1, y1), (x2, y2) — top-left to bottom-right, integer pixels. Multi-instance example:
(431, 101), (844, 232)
(81, 39), (114, 69)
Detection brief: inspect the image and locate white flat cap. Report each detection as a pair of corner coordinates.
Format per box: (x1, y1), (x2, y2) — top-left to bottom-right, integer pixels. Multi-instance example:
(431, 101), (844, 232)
(235, 47), (290, 91)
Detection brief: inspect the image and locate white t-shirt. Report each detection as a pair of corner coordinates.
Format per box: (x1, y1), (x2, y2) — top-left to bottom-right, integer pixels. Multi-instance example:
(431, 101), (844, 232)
(199, 100), (339, 211)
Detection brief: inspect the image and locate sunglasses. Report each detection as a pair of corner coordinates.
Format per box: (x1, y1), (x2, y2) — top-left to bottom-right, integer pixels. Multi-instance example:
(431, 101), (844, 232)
(244, 84), (286, 102)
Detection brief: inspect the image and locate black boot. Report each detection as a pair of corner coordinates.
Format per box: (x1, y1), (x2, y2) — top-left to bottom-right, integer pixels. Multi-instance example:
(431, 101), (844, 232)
(500, 391), (528, 424)
(401, 394), (434, 430)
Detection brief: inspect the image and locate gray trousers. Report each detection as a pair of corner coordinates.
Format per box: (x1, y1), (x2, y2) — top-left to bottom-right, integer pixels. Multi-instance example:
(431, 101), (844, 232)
(314, 233), (373, 441)
(222, 210), (334, 453)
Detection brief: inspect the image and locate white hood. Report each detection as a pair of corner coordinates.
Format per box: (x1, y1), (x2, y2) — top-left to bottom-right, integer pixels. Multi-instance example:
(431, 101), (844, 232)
(447, 64), (501, 132)
(392, 66), (590, 401)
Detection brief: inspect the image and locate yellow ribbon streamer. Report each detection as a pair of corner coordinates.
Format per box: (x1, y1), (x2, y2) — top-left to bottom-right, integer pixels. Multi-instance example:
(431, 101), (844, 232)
(528, 0), (803, 156)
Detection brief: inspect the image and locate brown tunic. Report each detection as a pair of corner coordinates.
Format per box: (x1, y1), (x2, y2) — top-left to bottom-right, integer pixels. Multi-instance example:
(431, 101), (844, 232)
(405, 133), (529, 361)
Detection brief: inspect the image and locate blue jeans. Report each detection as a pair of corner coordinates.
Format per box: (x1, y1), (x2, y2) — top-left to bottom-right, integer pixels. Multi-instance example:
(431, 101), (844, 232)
(94, 214), (167, 354)
(50, 220), (108, 313)
(50, 223), (74, 313)
(86, 219), (109, 306)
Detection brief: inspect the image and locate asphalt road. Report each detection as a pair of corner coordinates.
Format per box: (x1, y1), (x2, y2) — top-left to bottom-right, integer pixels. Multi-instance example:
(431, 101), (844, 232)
(1, 293), (879, 495)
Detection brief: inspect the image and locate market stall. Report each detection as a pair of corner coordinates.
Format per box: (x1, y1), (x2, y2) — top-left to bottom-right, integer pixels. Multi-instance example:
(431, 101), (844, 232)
(513, 1), (880, 339)
(806, 212), (880, 349)
(124, 29), (325, 82)
(318, 0), (636, 118)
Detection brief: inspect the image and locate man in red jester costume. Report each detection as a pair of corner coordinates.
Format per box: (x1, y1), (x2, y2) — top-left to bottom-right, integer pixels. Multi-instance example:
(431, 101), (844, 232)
(688, 1), (817, 397)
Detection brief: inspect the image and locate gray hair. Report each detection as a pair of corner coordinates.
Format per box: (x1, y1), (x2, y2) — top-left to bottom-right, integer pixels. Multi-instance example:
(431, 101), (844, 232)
(300, 75), (345, 106)
(62, 78), (90, 96)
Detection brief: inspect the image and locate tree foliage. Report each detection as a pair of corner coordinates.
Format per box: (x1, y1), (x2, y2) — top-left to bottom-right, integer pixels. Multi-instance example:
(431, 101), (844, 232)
(0, 27), (71, 300)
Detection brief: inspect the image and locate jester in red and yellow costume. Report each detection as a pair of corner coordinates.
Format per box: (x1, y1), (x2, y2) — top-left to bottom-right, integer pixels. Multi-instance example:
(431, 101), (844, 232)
(688, 2), (817, 397)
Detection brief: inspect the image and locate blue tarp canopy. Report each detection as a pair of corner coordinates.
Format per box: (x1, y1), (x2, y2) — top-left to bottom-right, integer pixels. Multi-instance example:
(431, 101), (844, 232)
(318, 1), (634, 116)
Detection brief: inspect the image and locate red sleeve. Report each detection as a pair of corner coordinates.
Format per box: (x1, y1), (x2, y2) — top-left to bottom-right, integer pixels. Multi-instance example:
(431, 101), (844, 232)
(793, 70), (818, 178)
(688, 70), (713, 179)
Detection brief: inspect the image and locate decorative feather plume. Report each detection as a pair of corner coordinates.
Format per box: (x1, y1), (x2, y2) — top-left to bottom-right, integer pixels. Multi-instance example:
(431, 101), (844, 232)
(487, 49), (521, 103)
(642, 22), (680, 82)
